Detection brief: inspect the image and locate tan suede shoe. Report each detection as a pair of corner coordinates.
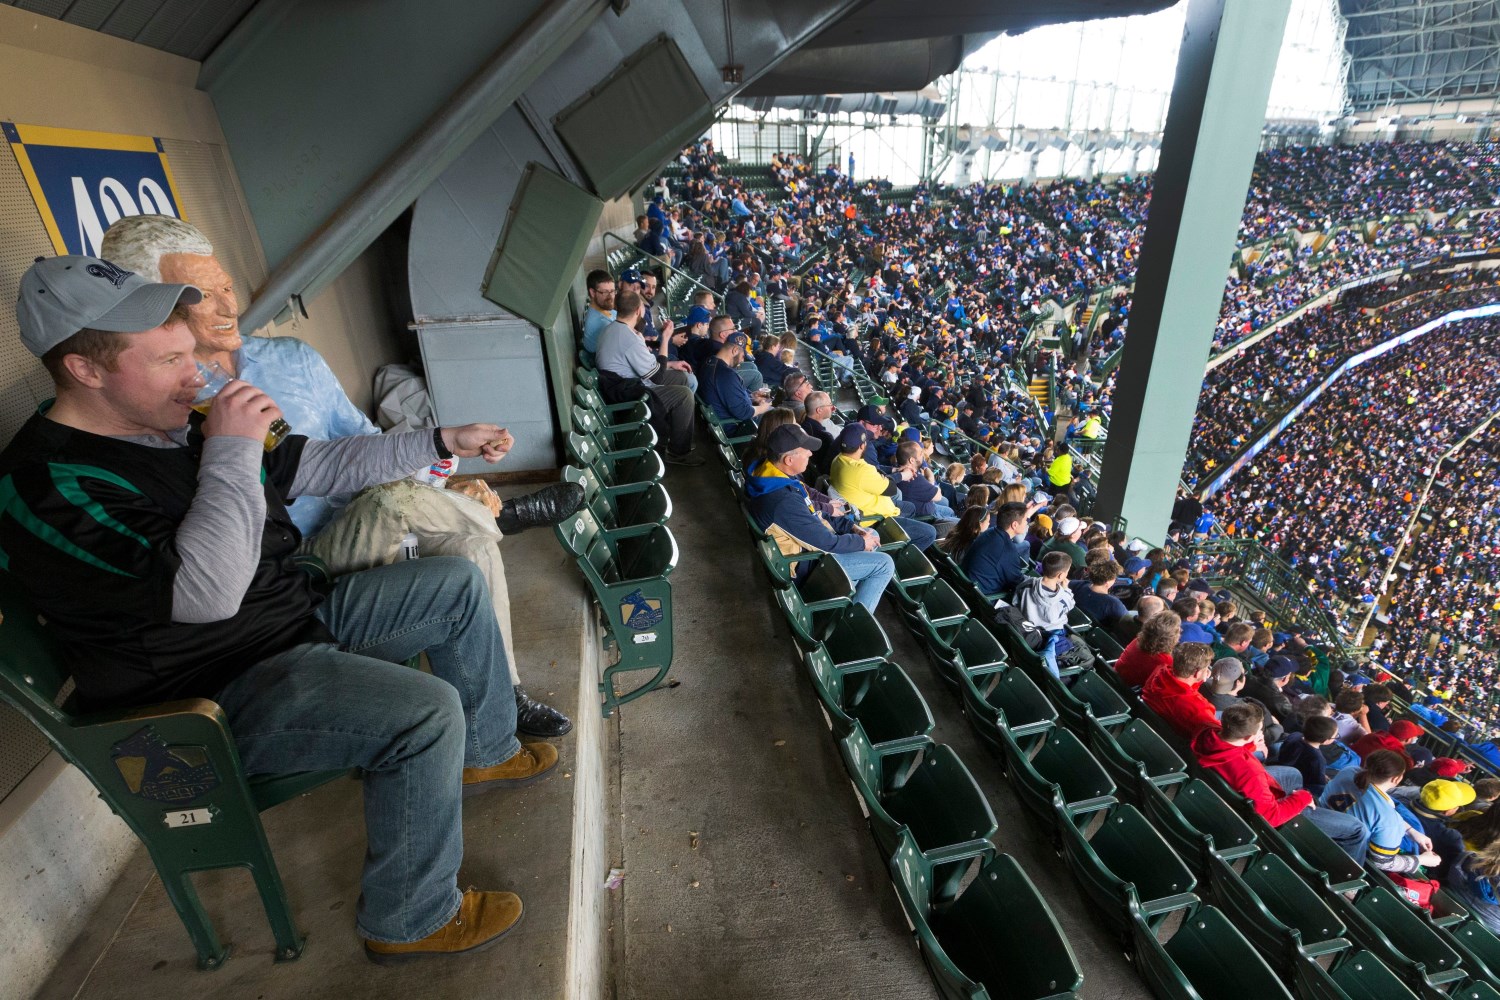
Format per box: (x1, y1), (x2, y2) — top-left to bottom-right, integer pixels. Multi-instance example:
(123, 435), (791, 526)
(364, 889), (523, 965)
(461, 742), (560, 795)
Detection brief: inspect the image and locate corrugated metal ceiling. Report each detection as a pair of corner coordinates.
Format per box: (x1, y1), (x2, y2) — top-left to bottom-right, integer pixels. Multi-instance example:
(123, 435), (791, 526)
(3, 0), (258, 61)
(1340, 0), (1500, 110)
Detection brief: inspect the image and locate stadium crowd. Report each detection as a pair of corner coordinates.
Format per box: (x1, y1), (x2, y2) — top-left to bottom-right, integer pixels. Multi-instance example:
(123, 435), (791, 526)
(1203, 316), (1500, 632)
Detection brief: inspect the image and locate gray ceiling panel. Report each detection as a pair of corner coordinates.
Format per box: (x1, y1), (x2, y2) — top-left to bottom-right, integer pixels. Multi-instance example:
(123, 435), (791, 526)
(1340, 0), (1500, 111)
(2, 0), (256, 60)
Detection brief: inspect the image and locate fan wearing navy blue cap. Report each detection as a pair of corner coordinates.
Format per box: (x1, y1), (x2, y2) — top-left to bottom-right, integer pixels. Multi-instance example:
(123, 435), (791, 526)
(1244, 654), (1300, 727)
(744, 423), (894, 612)
(698, 331), (770, 434)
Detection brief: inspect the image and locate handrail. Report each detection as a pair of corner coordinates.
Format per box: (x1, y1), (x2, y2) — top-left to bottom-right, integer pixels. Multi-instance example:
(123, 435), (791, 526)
(1167, 535), (1363, 668)
(1352, 408), (1500, 648)
(1197, 289), (1500, 500)
(796, 333), (1027, 480)
(599, 232), (719, 306)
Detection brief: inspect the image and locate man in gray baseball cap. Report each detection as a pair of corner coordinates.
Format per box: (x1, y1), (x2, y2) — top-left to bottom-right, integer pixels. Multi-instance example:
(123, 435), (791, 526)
(2, 255), (555, 962)
(16, 255), (202, 357)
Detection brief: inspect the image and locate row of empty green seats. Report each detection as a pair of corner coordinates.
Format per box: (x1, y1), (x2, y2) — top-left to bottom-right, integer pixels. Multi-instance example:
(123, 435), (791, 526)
(700, 397), (1086, 1000)
(559, 367), (680, 715)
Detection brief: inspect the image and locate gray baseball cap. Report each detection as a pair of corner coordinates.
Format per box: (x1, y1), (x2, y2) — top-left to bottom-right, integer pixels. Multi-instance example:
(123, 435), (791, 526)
(16, 255), (202, 357)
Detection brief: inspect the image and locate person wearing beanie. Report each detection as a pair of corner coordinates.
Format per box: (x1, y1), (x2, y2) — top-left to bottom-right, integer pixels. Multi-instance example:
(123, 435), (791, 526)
(1411, 779), (1477, 880)
(1243, 654), (1299, 727)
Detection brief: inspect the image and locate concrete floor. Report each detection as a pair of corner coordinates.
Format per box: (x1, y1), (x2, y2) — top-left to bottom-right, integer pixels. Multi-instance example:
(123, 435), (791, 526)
(39, 513), (593, 1000)
(36, 433), (1152, 1000)
(615, 443), (1150, 1000)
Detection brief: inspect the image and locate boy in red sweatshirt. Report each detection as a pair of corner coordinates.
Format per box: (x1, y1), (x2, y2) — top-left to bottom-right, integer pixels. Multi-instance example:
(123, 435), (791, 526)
(1142, 642), (1220, 740)
(1193, 703), (1367, 856)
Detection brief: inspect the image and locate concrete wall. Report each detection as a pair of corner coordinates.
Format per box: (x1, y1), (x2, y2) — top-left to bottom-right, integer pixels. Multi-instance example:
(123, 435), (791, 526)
(0, 10), (402, 993)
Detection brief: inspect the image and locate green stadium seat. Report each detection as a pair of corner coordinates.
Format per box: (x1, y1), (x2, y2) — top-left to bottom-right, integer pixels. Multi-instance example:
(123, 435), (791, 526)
(573, 382), (651, 427)
(1058, 801), (1198, 940)
(773, 586), (891, 669)
(567, 431), (664, 487)
(0, 574), (332, 970)
(961, 665), (1057, 748)
(901, 577), (968, 629)
(1130, 902), (1295, 1000)
(1085, 716), (1187, 803)
(1000, 726), (1116, 842)
(1207, 852), (1350, 974)
(839, 724), (997, 898)
(873, 516), (913, 550)
(1364, 865), (1470, 929)
(1139, 778), (1258, 880)
(1292, 948), (1420, 1000)
(1045, 668), (1132, 736)
(1450, 916), (1500, 990)
(920, 616), (1007, 694)
(562, 463), (671, 529)
(1196, 766), (1367, 893)
(802, 650), (932, 745)
(1452, 980), (1500, 1000)
(554, 508), (676, 715)
(1331, 884), (1467, 992)
(572, 403), (658, 452)
(755, 541), (853, 609)
(889, 830), (1084, 1000)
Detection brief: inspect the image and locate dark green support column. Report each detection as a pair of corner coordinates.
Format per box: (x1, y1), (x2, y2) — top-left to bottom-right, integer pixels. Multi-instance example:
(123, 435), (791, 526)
(1094, 0), (1291, 543)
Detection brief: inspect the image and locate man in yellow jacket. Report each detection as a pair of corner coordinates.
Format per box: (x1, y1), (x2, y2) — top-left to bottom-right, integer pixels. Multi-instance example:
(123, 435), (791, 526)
(828, 425), (938, 550)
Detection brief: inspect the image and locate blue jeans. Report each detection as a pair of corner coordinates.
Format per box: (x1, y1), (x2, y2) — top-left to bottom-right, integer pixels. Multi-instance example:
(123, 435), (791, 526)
(213, 557), (519, 944)
(832, 549), (896, 612)
(1270, 765), (1369, 860)
(894, 515), (938, 551)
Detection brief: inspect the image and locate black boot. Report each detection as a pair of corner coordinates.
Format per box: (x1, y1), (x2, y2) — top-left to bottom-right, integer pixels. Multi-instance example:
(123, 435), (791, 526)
(515, 686), (573, 738)
(496, 483), (585, 535)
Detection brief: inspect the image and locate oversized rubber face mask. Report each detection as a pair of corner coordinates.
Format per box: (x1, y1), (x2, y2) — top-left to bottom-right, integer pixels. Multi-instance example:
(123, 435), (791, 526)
(158, 253), (240, 356)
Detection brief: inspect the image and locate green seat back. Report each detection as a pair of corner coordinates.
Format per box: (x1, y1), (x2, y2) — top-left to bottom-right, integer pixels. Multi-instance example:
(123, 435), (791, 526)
(1070, 670), (1132, 724)
(1351, 886), (1463, 982)
(968, 666), (1056, 736)
(845, 662), (933, 748)
(917, 578), (967, 627)
(1326, 950), (1421, 1000)
(1087, 803), (1197, 909)
(932, 853), (1085, 999)
(1159, 905), (1295, 1000)
(1451, 917), (1500, 986)
(798, 554), (854, 605)
(1170, 779), (1257, 855)
(892, 542), (934, 583)
(813, 604), (892, 669)
(1031, 728), (1116, 809)
(949, 617), (1005, 672)
(1113, 718), (1187, 780)
(884, 743), (997, 853)
(1241, 852), (1348, 952)
(1277, 813), (1367, 892)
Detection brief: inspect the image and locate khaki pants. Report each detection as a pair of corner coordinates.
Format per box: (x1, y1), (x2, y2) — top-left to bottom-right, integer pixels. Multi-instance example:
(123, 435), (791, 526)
(308, 481), (521, 685)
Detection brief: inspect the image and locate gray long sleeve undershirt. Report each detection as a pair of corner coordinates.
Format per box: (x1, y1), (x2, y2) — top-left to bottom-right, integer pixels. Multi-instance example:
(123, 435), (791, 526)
(122, 428), (438, 624)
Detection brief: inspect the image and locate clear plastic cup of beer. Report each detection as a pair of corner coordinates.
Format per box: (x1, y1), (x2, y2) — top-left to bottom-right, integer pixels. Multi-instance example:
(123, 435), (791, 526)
(191, 360), (291, 451)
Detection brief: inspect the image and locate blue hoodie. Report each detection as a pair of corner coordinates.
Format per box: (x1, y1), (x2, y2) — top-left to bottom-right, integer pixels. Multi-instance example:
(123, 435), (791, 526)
(745, 460), (865, 572)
